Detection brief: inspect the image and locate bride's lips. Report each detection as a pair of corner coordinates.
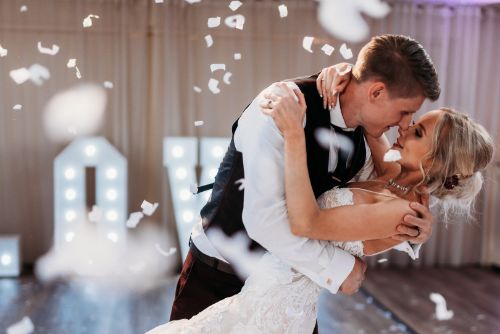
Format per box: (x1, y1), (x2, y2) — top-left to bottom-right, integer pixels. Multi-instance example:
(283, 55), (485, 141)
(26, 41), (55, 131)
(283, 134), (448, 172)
(393, 140), (403, 149)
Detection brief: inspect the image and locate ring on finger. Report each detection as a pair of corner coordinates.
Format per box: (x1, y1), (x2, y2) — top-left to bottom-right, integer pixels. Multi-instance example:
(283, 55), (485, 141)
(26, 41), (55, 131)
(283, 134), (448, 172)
(267, 100), (272, 108)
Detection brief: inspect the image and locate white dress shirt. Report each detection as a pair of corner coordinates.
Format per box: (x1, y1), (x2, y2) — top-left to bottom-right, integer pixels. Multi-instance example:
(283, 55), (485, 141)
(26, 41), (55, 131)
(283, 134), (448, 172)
(191, 82), (419, 293)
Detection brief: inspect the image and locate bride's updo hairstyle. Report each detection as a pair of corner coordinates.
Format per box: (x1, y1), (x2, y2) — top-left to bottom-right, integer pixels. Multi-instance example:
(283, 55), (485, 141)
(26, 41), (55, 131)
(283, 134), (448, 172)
(421, 108), (494, 217)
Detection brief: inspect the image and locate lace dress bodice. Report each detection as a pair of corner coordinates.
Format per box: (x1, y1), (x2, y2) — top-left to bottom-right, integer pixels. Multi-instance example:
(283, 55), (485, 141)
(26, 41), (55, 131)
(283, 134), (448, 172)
(147, 188), (363, 334)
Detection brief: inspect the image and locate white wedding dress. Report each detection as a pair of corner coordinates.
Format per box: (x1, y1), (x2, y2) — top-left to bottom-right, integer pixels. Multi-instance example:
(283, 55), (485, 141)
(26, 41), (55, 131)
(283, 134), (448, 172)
(147, 188), (367, 334)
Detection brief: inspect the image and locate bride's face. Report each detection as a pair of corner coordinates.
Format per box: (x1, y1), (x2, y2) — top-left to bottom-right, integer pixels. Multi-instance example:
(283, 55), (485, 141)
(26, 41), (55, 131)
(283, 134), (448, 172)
(391, 109), (443, 172)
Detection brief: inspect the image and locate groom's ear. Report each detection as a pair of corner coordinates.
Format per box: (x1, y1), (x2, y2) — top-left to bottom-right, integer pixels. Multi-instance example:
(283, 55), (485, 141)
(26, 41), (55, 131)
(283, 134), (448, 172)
(367, 82), (387, 102)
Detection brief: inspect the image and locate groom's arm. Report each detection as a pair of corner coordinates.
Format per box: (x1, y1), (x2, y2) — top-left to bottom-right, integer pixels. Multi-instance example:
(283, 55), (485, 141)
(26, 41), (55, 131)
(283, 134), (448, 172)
(234, 82), (360, 294)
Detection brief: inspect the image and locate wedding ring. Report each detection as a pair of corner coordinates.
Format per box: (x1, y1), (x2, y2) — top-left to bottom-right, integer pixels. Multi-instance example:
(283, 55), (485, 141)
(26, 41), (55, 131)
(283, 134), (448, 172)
(416, 228), (421, 237)
(267, 100), (272, 108)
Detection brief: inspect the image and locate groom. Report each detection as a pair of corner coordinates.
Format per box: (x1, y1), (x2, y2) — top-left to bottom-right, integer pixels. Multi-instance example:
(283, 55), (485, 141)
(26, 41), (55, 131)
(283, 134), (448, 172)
(170, 34), (440, 330)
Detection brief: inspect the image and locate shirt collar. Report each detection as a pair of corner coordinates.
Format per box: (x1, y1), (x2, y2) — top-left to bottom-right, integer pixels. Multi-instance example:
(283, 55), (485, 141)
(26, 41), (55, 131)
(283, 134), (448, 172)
(330, 102), (356, 132)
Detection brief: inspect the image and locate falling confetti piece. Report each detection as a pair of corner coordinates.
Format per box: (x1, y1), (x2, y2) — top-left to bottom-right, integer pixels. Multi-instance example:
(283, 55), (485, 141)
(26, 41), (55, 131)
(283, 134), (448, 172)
(9, 68), (31, 85)
(194, 120), (204, 127)
(317, 0), (390, 43)
(193, 86), (202, 93)
(314, 128), (354, 155)
(0, 44), (7, 57)
(383, 149), (401, 162)
(278, 4), (288, 18)
(225, 14), (245, 30)
(103, 81), (114, 89)
(208, 78), (221, 94)
(335, 63), (353, 76)
(185, 0), (201, 3)
(234, 178), (245, 191)
(204, 34), (213, 48)
(20, 5), (28, 13)
(88, 205), (103, 223)
(223, 72), (232, 85)
(67, 59), (77, 68)
(37, 42), (60, 56)
(234, 53), (241, 60)
(302, 36), (314, 53)
(154, 0), (164, 3)
(13, 104), (23, 111)
(430, 293), (454, 320)
(229, 1), (242, 11)
(339, 43), (353, 60)
(155, 244), (177, 257)
(190, 183), (198, 194)
(126, 212), (144, 228)
(141, 200), (159, 216)
(377, 258), (388, 263)
(321, 44), (335, 56)
(75, 66), (82, 79)
(83, 14), (100, 28)
(6, 316), (34, 334)
(208, 17), (221, 28)
(210, 63), (226, 72)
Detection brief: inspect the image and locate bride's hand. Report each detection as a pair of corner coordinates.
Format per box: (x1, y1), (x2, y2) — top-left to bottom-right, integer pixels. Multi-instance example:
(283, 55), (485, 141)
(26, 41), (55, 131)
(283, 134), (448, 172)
(260, 83), (306, 137)
(316, 63), (353, 110)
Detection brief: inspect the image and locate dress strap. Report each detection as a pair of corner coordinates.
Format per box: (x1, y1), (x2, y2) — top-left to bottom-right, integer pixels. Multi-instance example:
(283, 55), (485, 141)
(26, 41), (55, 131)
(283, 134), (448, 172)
(346, 187), (400, 200)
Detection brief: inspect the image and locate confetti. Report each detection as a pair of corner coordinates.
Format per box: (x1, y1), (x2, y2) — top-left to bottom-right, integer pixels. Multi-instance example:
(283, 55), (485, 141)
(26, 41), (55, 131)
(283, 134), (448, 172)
(302, 36), (314, 53)
(335, 63), (353, 76)
(234, 53), (241, 60)
(208, 17), (221, 28)
(234, 178), (245, 191)
(13, 104), (23, 111)
(223, 72), (232, 85)
(0, 44), (7, 57)
(207, 229), (265, 280)
(383, 149), (401, 162)
(154, 0), (164, 3)
(103, 81), (114, 89)
(155, 244), (177, 257)
(314, 128), (354, 156)
(339, 43), (353, 59)
(6, 316), (34, 334)
(225, 14), (245, 30)
(185, 0), (201, 3)
(229, 1), (242, 11)
(126, 212), (144, 228)
(208, 78), (221, 94)
(37, 42), (60, 56)
(317, 0), (390, 43)
(278, 4), (288, 18)
(430, 293), (454, 320)
(377, 258), (388, 263)
(194, 120), (204, 127)
(43, 84), (106, 142)
(75, 66), (82, 79)
(193, 86), (202, 93)
(20, 5), (28, 13)
(67, 59), (77, 68)
(88, 205), (103, 223)
(9, 68), (31, 85)
(141, 200), (159, 216)
(210, 63), (226, 72)
(83, 14), (100, 28)
(321, 44), (335, 56)
(190, 183), (198, 194)
(204, 34), (213, 48)
(29, 64), (51, 85)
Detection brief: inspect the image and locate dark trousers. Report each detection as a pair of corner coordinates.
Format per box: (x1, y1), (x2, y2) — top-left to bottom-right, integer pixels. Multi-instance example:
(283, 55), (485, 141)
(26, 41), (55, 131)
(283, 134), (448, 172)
(169, 249), (319, 333)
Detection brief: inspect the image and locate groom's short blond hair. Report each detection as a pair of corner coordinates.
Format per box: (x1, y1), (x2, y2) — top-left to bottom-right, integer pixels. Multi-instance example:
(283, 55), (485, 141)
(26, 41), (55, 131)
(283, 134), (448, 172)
(354, 34), (440, 101)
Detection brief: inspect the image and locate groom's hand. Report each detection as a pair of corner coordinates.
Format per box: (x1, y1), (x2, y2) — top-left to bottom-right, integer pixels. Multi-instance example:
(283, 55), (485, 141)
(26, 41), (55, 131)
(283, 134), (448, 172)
(340, 257), (366, 295)
(393, 194), (434, 244)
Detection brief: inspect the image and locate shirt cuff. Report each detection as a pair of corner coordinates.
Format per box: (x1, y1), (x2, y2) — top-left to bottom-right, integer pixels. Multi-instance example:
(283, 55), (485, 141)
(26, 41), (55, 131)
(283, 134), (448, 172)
(320, 248), (355, 294)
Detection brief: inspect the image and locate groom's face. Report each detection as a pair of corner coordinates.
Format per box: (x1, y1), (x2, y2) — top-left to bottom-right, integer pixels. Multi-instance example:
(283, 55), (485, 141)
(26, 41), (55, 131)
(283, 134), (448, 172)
(361, 82), (425, 137)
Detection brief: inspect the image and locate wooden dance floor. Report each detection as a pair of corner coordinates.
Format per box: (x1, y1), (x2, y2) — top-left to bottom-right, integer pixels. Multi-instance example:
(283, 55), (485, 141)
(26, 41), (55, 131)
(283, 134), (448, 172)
(1, 267), (498, 333)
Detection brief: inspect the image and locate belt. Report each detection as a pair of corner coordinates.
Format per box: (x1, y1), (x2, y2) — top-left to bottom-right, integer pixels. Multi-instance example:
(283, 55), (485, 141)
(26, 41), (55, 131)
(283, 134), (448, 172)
(189, 237), (236, 276)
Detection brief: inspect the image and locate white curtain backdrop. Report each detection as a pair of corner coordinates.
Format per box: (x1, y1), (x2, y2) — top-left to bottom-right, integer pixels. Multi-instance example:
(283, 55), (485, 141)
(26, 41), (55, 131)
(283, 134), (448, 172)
(0, 0), (498, 267)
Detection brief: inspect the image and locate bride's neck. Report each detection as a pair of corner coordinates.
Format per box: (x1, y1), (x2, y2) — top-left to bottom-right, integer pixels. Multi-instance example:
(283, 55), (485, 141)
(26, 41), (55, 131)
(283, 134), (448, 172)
(389, 169), (426, 201)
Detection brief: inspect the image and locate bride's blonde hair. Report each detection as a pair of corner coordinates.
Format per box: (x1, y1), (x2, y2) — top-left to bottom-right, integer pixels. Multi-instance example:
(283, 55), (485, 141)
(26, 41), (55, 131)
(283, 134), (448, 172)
(420, 108), (494, 218)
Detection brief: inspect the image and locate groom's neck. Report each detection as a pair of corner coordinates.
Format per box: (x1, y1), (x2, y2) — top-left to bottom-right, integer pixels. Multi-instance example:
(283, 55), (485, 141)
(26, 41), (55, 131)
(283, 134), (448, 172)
(338, 81), (362, 129)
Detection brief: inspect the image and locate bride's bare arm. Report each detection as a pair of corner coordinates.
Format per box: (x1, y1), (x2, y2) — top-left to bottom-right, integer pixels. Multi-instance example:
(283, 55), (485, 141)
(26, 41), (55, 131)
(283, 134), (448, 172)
(262, 83), (416, 241)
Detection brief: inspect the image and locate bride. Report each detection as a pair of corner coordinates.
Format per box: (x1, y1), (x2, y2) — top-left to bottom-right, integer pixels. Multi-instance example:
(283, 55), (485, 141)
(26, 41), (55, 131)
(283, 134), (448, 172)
(147, 79), (494, 334)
